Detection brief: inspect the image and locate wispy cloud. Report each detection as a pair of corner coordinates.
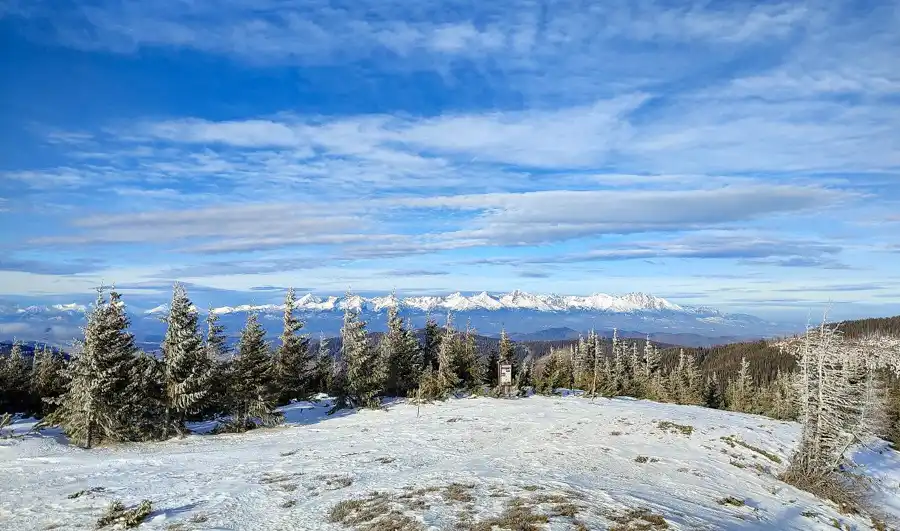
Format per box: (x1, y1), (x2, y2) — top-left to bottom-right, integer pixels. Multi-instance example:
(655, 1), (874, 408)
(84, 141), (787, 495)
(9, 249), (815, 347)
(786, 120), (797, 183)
(1, 0), (898, 320)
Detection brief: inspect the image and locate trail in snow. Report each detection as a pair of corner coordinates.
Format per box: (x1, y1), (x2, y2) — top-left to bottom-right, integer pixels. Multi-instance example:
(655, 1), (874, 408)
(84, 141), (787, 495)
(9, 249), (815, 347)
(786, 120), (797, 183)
(1, 396), (897, 530)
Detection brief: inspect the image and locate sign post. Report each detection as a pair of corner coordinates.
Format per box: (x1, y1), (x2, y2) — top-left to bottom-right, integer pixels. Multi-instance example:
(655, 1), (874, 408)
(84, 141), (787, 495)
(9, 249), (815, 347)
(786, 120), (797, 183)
(499, 362), (512, 398)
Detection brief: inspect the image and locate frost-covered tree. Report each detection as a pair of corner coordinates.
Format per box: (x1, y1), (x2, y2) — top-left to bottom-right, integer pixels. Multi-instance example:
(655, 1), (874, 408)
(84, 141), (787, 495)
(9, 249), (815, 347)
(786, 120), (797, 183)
(573, 334), (592, 390)
(515, 355), (535, 391)
(120, 351), (166, 441)
(161, 283), (212, 437)
(47, 289), (141, 448)
(760, 370), (797, 420)
(781, 324), (900, 499)
(230, 313), (280, 429)
(31, 345), (67, 416)
(539, 348), (561, 394)
(342, 301), (383, 408)
(673, 349), (703, 405)
(725, 356), (754, 413)
(273, 288), (313, 404)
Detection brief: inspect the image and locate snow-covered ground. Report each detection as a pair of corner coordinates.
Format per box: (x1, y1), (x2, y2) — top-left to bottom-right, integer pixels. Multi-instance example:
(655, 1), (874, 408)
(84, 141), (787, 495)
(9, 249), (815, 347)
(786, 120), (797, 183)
(1, 396), (898, 530)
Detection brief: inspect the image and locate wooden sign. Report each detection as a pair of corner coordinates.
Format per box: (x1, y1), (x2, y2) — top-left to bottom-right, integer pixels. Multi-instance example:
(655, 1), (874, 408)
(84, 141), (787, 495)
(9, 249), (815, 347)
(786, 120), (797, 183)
(499, 364), (512, 385)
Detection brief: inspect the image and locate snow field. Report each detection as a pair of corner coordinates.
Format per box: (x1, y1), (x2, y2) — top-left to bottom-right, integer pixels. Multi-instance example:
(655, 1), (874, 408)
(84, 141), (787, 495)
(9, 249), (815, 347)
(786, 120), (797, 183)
(1, 395), (897, 530)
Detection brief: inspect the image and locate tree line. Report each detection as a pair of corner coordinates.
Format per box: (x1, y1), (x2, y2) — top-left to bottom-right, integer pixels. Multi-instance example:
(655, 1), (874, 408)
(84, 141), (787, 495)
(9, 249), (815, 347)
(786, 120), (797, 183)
(1, 285), (898, 462)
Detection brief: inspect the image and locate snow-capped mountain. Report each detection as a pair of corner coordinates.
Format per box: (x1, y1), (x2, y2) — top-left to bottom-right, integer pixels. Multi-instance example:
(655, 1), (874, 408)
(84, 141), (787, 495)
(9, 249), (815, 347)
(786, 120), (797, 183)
(0, 291), (794, 346)
(202, 290), (707, 315)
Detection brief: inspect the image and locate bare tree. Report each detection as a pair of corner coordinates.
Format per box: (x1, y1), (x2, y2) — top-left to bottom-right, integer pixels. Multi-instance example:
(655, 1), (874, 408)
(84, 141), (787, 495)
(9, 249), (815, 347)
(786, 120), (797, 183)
(781, 320), (900, 506)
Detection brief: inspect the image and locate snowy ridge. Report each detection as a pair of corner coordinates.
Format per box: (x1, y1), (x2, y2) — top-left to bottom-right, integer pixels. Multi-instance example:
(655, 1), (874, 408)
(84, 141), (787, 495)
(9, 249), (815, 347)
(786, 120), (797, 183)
(1, 396), (897, 530)
(203, 291), (696, 315)
(1, 291), (720, 318)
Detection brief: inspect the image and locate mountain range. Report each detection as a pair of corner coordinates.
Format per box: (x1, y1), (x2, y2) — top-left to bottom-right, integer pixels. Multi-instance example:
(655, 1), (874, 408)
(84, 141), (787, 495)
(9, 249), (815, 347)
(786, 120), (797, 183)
(1, 291), (796, 348)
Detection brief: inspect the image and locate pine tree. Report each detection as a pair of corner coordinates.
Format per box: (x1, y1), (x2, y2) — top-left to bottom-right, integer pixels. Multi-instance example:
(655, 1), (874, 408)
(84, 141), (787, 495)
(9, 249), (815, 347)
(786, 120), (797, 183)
(161, 284), (212, 437)
(573, 334), (592, 390)
(121, 352), (166, 441)
(273, 288), (313, 404)
(381, 306), (421, 397)
(515, 356), (535, 391)
(342, 302), (383, 408)
(2, 340), (32, 413)
(436, 314), (460, 392)
(47, 289), (141, 448)
(704, 372), (724, 409)
(230, 313), (280, 429)
(484, 349), (500, 386)
(312, 335), (333, 395)
(32, 345), (66, 416)
(498, 329), (515, 367)
(726, 356), (754, 413)
(540, 348), (561, 394)
(423, 316), (442, 372)
(679, 349), (704, 405)
(202, 310), (230, 417)
(457, 321), (483, 388)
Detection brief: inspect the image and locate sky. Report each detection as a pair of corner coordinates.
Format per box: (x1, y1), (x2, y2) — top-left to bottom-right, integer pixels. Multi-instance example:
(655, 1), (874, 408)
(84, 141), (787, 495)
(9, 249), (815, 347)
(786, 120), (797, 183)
(0, 0), (899, 321)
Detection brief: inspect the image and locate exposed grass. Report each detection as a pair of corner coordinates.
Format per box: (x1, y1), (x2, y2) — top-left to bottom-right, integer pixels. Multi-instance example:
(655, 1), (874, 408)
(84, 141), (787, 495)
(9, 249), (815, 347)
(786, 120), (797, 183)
(67, 486), (105, 499)
(260, 472), (304, 485)
(459, 498), (550, 531)
(443, 483), (476, 503)
(657, 421), (694, 436)
(720, 436), (782, 463)
(717, 496), (745, 507)
(779, 467), (864, 516)
(96, 499), (153, 529)
(729, 460), (747, 469)
(607, 507), (669, 530)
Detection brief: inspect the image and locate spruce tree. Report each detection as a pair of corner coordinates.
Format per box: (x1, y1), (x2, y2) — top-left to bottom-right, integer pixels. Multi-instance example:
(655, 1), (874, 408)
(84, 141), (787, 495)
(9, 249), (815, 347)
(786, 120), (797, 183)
(484, 349), (500, 386)
(231, 313), (280, 429)
(273, 288), (313, 404)
(498, 329), (515, 367)
(312, 335), (333, 395)
(540, 348), (561, 394)
(121, 352), (166, 441)
(2, 341), (32, 413)
(47, 289), (141, 448)
(704, 372), (724, 409)
(381, 306), (421, 397)
(203, 311), (230, 417)
(726, 356), (754, 413)
(342, 302), (383, 408)
(161, 284), (212, 437)
(32, 345), (67, 416)
(457, 321), (483, 388)
(423, 316), (442, 371)
(436, 315), (460, 392)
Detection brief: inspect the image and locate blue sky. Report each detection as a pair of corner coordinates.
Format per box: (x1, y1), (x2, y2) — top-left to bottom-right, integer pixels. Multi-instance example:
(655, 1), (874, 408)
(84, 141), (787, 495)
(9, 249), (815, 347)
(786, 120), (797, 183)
(1, 0), (899, 320)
